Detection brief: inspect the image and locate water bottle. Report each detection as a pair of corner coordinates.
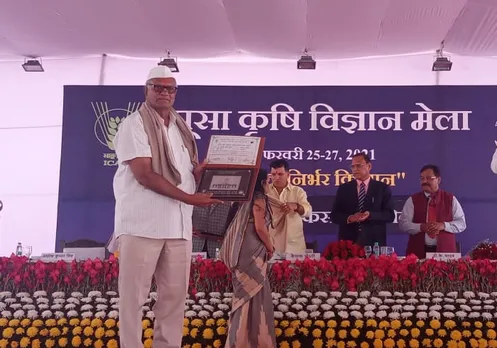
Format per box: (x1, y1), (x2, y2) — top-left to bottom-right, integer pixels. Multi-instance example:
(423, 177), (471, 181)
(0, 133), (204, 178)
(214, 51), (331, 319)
(15, 242), (23, 256)
(373, 242), (380, 257)
(215, 248), (220, 259)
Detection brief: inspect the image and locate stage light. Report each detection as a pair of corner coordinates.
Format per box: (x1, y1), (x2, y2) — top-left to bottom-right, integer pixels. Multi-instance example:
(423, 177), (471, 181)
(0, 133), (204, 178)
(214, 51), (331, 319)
(22, 58), (44, 72)
(158, 51), (179, 72)
(432, 56), (452, 71)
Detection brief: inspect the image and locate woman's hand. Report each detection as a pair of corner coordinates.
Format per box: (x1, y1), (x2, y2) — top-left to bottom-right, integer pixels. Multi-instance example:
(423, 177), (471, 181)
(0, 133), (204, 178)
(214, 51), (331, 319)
(266, 244), (275, 260)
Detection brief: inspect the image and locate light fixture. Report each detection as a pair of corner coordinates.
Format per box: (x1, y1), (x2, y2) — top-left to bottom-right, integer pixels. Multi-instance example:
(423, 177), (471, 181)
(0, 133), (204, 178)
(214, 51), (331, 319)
(297, 49), (316, 70)
(158, 51), (179, 72)
(22, 58), (44, 72)
(432, 43), (451, 71)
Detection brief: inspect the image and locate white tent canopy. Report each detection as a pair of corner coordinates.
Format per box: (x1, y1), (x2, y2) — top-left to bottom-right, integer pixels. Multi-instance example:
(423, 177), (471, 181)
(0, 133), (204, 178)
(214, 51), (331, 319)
(1, 0), (497, 61)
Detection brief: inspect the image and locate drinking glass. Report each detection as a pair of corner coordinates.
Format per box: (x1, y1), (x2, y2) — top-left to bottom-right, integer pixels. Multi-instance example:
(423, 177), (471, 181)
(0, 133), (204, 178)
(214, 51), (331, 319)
(23, 246), (32, 258)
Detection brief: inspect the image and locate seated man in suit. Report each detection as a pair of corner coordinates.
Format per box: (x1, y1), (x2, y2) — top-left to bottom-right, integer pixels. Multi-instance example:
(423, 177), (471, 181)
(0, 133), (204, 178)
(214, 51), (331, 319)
(331, 153), (395, 246)
(192, 203), (233, 258)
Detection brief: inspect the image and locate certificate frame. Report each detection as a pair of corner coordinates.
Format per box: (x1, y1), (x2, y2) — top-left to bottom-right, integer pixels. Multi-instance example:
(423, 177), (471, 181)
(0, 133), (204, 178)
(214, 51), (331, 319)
(197, 135), (265, 202)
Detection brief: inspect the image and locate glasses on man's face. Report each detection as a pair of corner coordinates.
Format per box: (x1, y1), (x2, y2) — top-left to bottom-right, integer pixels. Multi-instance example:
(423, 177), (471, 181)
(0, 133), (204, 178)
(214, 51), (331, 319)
(419, 176), (437, 182)
(147, 84), (178, 95)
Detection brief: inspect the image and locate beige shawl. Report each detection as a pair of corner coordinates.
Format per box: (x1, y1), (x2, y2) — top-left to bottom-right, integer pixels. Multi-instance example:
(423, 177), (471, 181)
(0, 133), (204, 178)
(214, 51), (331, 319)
(139, 102), (198, 185)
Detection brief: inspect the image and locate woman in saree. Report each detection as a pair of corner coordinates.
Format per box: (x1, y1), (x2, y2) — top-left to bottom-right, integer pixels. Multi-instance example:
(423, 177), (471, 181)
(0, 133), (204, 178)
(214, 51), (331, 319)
(219, 169), (282, 348)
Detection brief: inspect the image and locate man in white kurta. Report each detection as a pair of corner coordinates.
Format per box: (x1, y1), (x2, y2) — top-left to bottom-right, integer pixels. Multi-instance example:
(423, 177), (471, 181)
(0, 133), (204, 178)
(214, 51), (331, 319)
(113, 66), (219, 348)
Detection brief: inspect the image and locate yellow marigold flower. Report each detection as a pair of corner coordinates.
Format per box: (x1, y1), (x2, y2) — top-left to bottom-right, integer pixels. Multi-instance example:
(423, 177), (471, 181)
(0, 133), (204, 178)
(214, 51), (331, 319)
(384, 338), (395, 348)
(415, 320), (424, 328)
(284, 327), (296, 337)
(71, 336), (82, 347)
(190, 328), (198, 338)
(366, 319), (377, 328)
(325, 328), (335, 339)
(8, 319), (19, 327)
(191, 319), (203, 327)
(451, 330), (463, 341)
(291, 341), (301, 348)
(213, 339), (222, 348)
(19, 337), (30, 348)
(192, 344), (202, 348)
(94, 339), (104, 348)
(462, 321), (471, 328)
(302, 320), (311, 328)
(80, 318), (91, 327)
(56, 337), (68, 347)
(45, 338), (56, 348)
(438, 329), (447, 337)
(391, 320), (401, 330)
(144, 338), (153, 348)
(337, 341), (345, 348)
(396, 339), (406, 348)
(183, 318), (189, 326)
(433, 338), (444, 348)
(469, 339), (478, 348)
(379, 320), (390, 329)
(312, 328), (322, 338)
(15, 327), (24, 335)
(94, 327), (105, 339)
(340, 320), (350, 328)
(144, 328), (154, 339)
(463, 330), (472, 338)
(360, 343), (369, 348)
(315, 320), (325, 328)
(105, 329), (116, 337)
(275, 328), (282, 337)
(57, 318), (67, 326)
(404, 320), (413, 327)
(429, 320), (441, 330)
(275, 320), (279, 327)
(32, 320), (43, 327)
(421, 339), (431, 347)
(281, 320), (290, 328)
(409, 339), (419, 348)
(183, 326), (189, 337)
(445, 320), (457, 329)
(72, 326), (82, 335)
(0, 319), (7, 327)
(488, 329), (497, 340)
(104, 319), (115, 328)
(290, 320), (301, 328)
(488, 322), (496, 329)
(365, 331), (374, 340)
(203, 328), (214, 339)
(327, 320), (337, 328)
(400, 329), (409, 337)
(410, 328), (420, 338)
(0, 339), (8, 348)
(475, 322), (483, 329)
(425, 328), (434, 336)
(49, 327), (61, 337)
(338, 329), (347, 339)
(489, 340), (497, 348)
(373, 339), (382, 348)
(216, 319), (226, 326)
(45, 319), (56, 327)
(216, 326), (226, 336)
(83, 326), (94, 337)
(279, 341), (290, 348)
(312, 339), (323, 348)
(31, 339), (41, 348)
(2, 328), (14, 339)
(142, 319), (151, 329)
(355, 320), (364, 328)
(387, 329), (396, 338)
(473, 330), (483, 339)
(299, 327), (309, 336)
(107, 339), (118, 348)
(447, 340), (459, 348)
(351, 329), (360, 338)
(39, 328), (48, 336)
(206, 319), (215, 327)
(374, 329), (385, 339)
(26, 327), (38, 338)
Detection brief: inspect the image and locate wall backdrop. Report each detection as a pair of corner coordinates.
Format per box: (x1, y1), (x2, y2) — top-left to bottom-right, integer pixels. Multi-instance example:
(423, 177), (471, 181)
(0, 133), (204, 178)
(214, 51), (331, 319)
(57, 85), (497, 254)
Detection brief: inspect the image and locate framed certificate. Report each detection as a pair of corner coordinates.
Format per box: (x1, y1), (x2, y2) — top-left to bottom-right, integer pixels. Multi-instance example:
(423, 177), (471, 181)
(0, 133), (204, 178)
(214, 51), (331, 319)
(197, 135), (265, 201)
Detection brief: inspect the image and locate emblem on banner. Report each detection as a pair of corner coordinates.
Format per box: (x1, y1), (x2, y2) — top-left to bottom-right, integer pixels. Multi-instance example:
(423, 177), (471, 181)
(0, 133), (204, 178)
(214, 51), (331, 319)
(91, 101), (142, 166)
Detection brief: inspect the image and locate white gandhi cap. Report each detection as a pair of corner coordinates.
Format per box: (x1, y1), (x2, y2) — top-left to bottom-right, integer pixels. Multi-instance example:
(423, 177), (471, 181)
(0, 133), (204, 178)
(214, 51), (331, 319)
(146, 66), (175, 82)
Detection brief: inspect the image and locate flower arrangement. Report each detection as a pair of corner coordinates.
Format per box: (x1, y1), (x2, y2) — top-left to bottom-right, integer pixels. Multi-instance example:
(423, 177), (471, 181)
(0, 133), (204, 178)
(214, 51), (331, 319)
(322, 240), (366, 261)
(1, 289), (497, 347)
(469, 240), (497, 260)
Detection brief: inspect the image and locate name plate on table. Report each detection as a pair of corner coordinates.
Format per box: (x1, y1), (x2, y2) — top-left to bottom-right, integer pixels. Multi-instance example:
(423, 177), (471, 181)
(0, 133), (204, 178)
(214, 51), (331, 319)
(426, 252), (461, 261)
(191, 252), (207, 260)
(285, 253), (321, 261)
(198, 135), (265, 202)
(40, 253), (75, 262)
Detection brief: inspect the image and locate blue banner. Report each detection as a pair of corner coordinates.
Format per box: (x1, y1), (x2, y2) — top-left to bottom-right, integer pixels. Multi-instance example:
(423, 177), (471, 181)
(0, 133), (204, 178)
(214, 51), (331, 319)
(58, 85), (497, 254)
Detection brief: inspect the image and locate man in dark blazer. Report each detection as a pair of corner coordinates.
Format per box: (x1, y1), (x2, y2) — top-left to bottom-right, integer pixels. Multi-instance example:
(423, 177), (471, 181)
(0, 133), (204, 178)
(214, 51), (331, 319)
(331, 153), (395, 246)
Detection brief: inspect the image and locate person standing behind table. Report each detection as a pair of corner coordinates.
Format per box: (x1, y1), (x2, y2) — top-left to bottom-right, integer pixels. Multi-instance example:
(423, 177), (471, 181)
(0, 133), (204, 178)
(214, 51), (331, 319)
(111, 65), (222, 348)
(266, 159), (312, 253)
(331, 153), (395, 247)
(399, 164), (466, 259)
(219, 169), (279, 348)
